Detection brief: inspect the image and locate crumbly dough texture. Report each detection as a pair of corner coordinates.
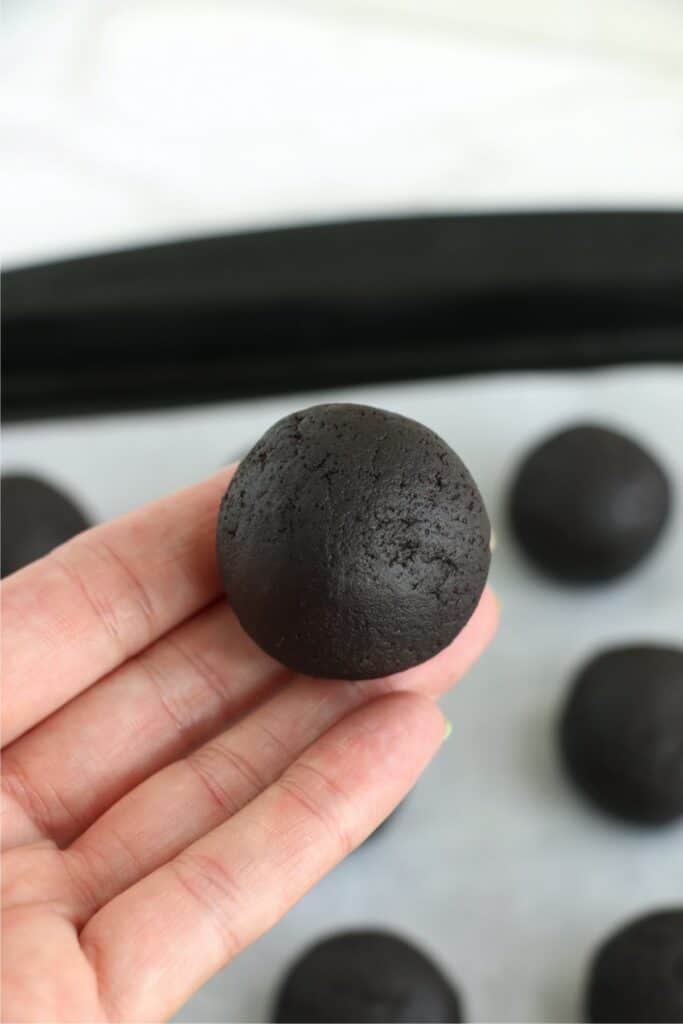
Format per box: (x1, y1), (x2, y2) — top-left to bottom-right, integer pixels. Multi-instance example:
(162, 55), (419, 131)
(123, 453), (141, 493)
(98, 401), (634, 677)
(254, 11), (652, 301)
(217, 403), (490, 680)
(273, 929), (463, 1023)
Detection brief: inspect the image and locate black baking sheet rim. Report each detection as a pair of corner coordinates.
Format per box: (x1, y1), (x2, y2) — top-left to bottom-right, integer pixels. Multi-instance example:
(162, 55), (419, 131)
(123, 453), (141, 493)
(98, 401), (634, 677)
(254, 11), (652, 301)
(3, 210), (683, 422)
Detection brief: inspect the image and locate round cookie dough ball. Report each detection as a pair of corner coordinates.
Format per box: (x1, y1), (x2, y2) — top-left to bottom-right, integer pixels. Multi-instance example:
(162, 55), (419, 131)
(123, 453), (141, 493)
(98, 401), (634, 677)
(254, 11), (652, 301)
(559, 645), (683, 824)
(274, 930), (463, 1023)
(587, 909), (683, 1022)
(509, 424), (671, 582)
(1, 474), (90, 578)
(217, 404), (490, 680)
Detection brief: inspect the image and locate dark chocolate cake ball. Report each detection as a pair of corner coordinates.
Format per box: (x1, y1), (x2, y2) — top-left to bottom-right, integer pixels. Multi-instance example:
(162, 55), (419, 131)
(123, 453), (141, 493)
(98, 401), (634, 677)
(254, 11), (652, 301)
(509, 424), (671, 582)
(217, 404), (490, 680)
(587, 909), (683, 1022)
(1, 474), (90, 578)
(560, 645), (683, 825)
(274, 930), (463, 1023)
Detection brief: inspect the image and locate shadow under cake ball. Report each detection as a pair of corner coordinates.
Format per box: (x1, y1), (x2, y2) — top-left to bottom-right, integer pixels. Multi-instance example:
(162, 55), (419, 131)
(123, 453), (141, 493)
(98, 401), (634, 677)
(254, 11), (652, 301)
(509, 424), (671, 582)
(273, 930), (463, 1023)
(1, 473), (90, 578)
(586, 909), (683, 1023)
(217, 403), (490, 680)
(559, 645), (683, 824)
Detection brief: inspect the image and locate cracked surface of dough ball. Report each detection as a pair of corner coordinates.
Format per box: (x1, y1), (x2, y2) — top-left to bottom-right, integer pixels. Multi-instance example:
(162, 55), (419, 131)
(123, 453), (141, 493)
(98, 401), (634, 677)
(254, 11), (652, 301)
(217, 404), (490, 680)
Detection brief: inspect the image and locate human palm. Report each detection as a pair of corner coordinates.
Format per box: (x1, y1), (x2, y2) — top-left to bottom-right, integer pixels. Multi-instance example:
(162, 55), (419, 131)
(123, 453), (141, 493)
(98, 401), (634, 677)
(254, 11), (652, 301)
(1, 468), (497, 1022)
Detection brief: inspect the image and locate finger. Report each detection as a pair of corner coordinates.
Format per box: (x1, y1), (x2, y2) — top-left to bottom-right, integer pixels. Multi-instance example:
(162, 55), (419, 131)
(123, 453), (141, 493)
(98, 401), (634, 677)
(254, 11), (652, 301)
(1, 468), (235, 746)
(3, 584), (496, 852)
(65, 587), (497, 918)
(2, 600), (289, 850)
(80, 691), (446, 1022)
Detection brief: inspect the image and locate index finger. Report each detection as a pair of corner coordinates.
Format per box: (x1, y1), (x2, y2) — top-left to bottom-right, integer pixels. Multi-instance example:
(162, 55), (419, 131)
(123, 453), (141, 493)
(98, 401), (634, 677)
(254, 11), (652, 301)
(1, 467), (235, 746)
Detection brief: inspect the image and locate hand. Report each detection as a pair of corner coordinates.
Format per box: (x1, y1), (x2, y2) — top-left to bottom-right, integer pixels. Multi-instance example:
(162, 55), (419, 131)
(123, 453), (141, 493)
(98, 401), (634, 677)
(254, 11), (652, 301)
(1, 468), (498, 1023)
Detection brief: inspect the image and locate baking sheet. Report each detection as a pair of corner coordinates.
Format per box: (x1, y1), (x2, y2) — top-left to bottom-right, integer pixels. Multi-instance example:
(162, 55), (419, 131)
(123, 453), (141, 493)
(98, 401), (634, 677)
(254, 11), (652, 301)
(4, 365), (682, 1023)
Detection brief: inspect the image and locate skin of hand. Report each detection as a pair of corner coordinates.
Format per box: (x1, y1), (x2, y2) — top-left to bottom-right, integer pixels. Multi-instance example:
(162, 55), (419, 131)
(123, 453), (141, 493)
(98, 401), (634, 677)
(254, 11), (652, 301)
(1, 467), (498, 1023)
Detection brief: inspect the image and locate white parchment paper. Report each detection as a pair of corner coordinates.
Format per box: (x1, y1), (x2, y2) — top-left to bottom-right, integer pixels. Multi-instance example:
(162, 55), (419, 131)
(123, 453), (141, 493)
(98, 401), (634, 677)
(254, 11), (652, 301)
(4, 365), (682, 1022)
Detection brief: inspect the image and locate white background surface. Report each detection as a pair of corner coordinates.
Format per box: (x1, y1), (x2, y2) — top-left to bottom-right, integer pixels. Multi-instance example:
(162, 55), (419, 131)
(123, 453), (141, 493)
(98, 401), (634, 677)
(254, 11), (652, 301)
(4, 3), (683, 1020)
(3, 0), (683, 267)
(4, 367), (683, 1022)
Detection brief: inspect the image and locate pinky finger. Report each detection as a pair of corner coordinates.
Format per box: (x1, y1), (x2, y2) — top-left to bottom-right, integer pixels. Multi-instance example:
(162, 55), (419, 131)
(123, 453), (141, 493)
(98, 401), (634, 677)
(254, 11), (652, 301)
(80, 691), (446, 1022)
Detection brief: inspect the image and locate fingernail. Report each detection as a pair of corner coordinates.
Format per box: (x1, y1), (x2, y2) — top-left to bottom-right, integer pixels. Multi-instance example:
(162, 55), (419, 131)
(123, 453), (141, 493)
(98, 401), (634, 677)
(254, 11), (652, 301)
(443, 719), (453, 741)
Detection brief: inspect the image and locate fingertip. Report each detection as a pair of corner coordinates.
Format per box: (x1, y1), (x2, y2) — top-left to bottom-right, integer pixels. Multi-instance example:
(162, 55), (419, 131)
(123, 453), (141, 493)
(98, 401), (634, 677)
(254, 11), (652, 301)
(445, 582), (500, 667)
(210, 463), (239, 491)
(366, 689), (447, 756)
(475, 584), (500, 644)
